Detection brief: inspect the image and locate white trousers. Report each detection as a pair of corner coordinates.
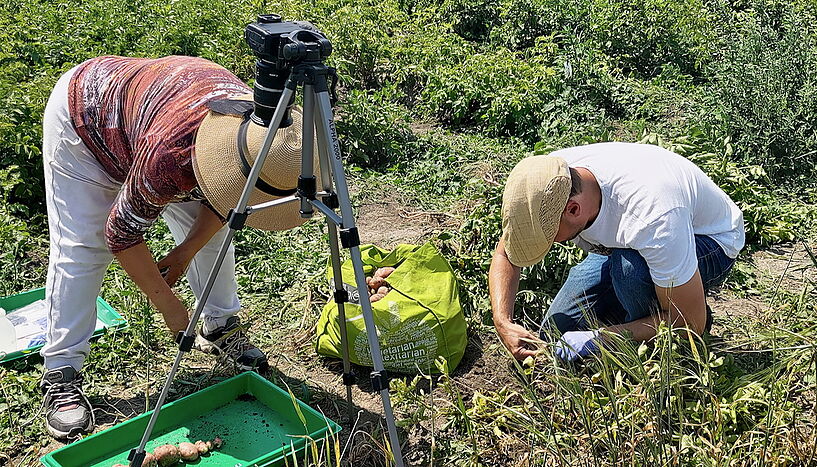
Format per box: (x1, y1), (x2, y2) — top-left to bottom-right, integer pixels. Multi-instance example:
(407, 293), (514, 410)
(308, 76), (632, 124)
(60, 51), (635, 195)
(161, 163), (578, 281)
(41, 67), (241, 371)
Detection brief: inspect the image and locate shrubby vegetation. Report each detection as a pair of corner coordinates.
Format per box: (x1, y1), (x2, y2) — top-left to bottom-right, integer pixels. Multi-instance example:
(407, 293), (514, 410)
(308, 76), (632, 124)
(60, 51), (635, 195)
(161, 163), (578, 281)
(1, 0), (816, 464)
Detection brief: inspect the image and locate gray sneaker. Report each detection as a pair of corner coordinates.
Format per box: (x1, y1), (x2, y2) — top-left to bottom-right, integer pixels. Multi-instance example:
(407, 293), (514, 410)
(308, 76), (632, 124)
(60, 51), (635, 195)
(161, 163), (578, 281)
(40, 366), (95, 439)
(195, 316), (269, 372)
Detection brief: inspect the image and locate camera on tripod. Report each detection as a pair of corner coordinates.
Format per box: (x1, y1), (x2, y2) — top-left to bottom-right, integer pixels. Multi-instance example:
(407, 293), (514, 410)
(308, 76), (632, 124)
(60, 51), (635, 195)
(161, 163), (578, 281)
(244, 14), (332, 127)
(131, 15), (405, 466)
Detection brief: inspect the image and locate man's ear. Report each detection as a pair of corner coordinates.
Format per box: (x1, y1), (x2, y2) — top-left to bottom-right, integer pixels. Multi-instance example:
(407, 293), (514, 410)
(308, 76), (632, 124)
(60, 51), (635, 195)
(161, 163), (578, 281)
(563, 198), (581, 218)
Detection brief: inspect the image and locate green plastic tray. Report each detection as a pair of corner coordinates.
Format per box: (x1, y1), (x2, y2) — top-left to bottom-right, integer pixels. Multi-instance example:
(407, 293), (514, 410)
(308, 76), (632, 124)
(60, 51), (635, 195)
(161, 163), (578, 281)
(40, 371), (341, 467)
(1, 287), (126, 364)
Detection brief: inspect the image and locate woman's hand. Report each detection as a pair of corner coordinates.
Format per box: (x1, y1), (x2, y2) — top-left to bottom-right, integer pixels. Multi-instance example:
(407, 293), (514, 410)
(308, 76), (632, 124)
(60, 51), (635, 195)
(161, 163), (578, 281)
(156, 245), (193, 288)
(157, 203), (225, 288)
(115, 204), (224, 334)
(114, 241), (190, 334)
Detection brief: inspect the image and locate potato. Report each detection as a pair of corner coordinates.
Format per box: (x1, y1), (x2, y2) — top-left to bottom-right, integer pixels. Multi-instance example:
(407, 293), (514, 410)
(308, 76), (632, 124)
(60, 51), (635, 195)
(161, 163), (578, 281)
(203, 436), (224, 451)
(178, 442), (199, 462)
(369, 277), (386, 290)
(377, 286), (389, 296)
(370, 293), (384, 302)
(195, 440), (209, 455)
(143, 452), (158, 467)
(152, 444), (181, 466)
(374, 267), (395, 279)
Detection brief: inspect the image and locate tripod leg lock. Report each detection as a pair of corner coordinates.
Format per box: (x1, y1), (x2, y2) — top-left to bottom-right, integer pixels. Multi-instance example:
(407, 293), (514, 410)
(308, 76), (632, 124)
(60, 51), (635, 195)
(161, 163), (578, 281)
(323, 192), (339, 210)
(128, 449), (146, 467)
(339, 227), (360, 249)
(227, 209), (249, 230)
(342, 372), (356, 386)
(297, 175), (317, 200)
(370, 370), (390, 392)
(333, 289), (349, 304)
(176, 332), (195, 352)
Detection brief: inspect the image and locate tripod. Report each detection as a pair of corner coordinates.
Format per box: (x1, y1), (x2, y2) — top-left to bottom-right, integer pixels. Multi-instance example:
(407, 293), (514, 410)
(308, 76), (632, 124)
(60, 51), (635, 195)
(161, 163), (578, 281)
(128, 61), (405, 467)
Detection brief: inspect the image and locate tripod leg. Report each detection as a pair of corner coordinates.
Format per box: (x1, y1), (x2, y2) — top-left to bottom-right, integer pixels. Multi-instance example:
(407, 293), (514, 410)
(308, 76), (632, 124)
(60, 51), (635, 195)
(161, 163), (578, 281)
(310, 87), (356, 423)
(130, 228), (237, 467)
(326, 222), (356, 422)
(299, 84), (315, 218)
(129, 85), (298, 467)
(312, 85), (405, 466)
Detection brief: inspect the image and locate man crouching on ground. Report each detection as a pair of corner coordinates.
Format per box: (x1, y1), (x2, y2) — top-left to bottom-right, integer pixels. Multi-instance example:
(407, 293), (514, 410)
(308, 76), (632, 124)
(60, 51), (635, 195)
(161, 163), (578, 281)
(489, 142), (745, 361)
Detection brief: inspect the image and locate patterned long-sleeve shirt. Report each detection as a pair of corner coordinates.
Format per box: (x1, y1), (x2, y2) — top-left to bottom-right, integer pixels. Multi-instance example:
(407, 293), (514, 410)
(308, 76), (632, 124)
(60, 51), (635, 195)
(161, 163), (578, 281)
(68, 55), (251, 253)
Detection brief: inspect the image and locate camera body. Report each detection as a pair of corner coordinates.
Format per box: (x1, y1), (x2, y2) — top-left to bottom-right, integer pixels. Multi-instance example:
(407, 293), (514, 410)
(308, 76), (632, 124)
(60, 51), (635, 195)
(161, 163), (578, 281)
(245, 14), (331, 65)
(244, 14), (332, 126)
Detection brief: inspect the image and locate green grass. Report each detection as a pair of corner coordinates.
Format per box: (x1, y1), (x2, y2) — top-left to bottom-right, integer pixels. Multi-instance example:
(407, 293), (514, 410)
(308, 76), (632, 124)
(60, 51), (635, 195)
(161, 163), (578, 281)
(2, 0), (817, 465)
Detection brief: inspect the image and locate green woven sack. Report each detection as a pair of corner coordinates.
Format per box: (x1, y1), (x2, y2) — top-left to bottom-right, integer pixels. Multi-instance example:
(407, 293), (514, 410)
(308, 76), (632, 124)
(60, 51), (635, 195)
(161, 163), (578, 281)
(315, 243), (467, 374)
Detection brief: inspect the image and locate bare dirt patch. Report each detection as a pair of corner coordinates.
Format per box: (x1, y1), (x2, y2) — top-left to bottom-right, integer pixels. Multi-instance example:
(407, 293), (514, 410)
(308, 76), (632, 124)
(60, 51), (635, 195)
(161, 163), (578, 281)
(356, 200), (459, 249)
(749, 241), (817, 294)
(709, 293), (767, 324)
(408, 122), (439, 136)
(706, 242), (816, 341)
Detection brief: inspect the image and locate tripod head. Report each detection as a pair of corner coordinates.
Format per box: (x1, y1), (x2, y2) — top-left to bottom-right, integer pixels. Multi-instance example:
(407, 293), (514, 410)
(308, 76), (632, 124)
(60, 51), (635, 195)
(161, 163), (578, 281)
(245, 14), (332, 127)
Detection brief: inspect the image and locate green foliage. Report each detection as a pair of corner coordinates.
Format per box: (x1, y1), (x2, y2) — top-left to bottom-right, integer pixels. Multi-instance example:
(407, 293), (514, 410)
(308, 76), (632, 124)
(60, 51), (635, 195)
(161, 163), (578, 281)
(0, 167), (44, 295)
(702, 0), (817, 184)
(492, 0), (715, 77)
(421, 42), (559, 139)
(426, 0), (502, 41)
(335, 86), (416, 166)
(409, 325), (817, 464)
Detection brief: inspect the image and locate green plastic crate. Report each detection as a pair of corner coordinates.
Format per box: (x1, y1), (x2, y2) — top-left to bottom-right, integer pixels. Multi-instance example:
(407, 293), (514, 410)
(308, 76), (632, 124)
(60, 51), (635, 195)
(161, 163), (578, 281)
(40, 371), (341, 467)
(1, 287), (126, 364)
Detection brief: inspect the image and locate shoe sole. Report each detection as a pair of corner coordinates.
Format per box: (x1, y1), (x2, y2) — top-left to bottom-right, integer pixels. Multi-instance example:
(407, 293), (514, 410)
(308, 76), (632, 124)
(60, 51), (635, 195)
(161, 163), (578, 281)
(46, 420), (93, 440)
(194, 334), (269, 372)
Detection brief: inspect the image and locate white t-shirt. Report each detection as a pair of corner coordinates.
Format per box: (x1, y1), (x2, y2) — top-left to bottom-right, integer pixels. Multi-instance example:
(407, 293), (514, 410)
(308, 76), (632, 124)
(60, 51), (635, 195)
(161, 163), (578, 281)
(551, 142), (745, 288)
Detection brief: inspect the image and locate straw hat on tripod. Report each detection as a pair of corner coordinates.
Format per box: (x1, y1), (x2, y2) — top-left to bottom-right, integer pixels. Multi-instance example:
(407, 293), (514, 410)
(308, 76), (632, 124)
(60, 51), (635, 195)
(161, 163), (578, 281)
(193, 95), (321, 230)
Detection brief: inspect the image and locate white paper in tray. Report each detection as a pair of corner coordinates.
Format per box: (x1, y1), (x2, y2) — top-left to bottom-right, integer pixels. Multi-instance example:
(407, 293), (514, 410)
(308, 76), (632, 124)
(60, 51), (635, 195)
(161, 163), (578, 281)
(6, 300), (105, 351)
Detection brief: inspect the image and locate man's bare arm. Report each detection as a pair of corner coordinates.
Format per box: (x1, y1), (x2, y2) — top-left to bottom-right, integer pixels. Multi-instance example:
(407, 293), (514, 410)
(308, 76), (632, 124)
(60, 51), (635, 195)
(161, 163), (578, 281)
(605, 269), (707, 341)
(490, 238), (539, 359)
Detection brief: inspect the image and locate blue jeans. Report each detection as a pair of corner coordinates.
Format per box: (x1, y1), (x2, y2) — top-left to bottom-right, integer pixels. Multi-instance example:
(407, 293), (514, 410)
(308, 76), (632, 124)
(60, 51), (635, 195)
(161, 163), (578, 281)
(541, 235), (736, 335)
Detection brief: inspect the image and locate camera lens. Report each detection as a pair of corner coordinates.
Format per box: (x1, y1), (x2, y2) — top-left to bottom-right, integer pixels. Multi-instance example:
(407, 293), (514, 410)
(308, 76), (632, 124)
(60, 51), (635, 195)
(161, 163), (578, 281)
(252, 60), (293, 127)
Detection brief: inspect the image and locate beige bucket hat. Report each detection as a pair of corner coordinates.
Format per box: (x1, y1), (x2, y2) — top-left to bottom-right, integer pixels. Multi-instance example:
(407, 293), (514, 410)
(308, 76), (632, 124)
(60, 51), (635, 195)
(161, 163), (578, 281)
(501, 155), (571, 267)
(193, 95), (320, 231)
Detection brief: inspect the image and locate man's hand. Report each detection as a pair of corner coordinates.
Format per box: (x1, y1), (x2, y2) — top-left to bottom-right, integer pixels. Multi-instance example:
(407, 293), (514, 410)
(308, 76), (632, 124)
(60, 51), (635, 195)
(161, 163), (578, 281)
(157, 245), (193, 288)
(554, 330), (601, 361)
(496, 322), (541, 360)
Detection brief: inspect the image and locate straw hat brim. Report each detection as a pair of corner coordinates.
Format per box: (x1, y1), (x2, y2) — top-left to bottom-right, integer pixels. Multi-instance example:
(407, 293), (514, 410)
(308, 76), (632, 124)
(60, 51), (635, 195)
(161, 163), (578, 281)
(501, 156), (571, 267)
(193, 99), (320, 231)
